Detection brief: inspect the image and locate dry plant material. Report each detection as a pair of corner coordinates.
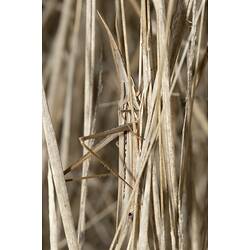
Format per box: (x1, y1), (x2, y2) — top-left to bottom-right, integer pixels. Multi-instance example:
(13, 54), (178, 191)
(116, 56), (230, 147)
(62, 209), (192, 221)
(47, 0), (74, 134)
(60, 0), (83, 168)
(42, 87), (79, 250)
(47, 162), (58, 250)
(43, 0), (208, 248)
(77, 0), (98, 246)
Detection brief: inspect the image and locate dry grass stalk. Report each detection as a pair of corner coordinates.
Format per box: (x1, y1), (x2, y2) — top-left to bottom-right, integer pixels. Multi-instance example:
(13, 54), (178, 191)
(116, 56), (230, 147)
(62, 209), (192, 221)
(43, 0), (208, 248)
(78, 0), (96, 247)
(47, 0), (73, 133)
(42, 87), (79, 250)
(47, 162), (59, 250)
(60, 0), (83, 168)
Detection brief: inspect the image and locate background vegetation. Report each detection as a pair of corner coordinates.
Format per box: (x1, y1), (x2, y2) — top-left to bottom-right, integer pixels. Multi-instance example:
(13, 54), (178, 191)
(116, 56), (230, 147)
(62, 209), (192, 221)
(42, 0), (207, 249)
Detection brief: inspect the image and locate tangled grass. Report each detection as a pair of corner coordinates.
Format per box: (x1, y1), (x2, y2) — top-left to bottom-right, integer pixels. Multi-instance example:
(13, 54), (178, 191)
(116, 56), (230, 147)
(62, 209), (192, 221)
(42, 0), (208, 249)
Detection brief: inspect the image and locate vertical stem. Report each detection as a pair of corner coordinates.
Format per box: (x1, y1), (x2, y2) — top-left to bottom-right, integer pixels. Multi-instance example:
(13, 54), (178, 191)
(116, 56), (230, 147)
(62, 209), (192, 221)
(77, 0), (96, 248)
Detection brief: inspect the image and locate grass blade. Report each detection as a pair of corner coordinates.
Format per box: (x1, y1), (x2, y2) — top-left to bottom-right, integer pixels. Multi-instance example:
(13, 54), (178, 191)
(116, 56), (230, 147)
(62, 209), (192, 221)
(42, 87), (79, 250)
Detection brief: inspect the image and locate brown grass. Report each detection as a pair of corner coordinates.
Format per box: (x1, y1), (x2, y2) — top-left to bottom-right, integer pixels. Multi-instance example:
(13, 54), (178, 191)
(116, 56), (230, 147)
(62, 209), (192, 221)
(42, 0), (208, 249)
